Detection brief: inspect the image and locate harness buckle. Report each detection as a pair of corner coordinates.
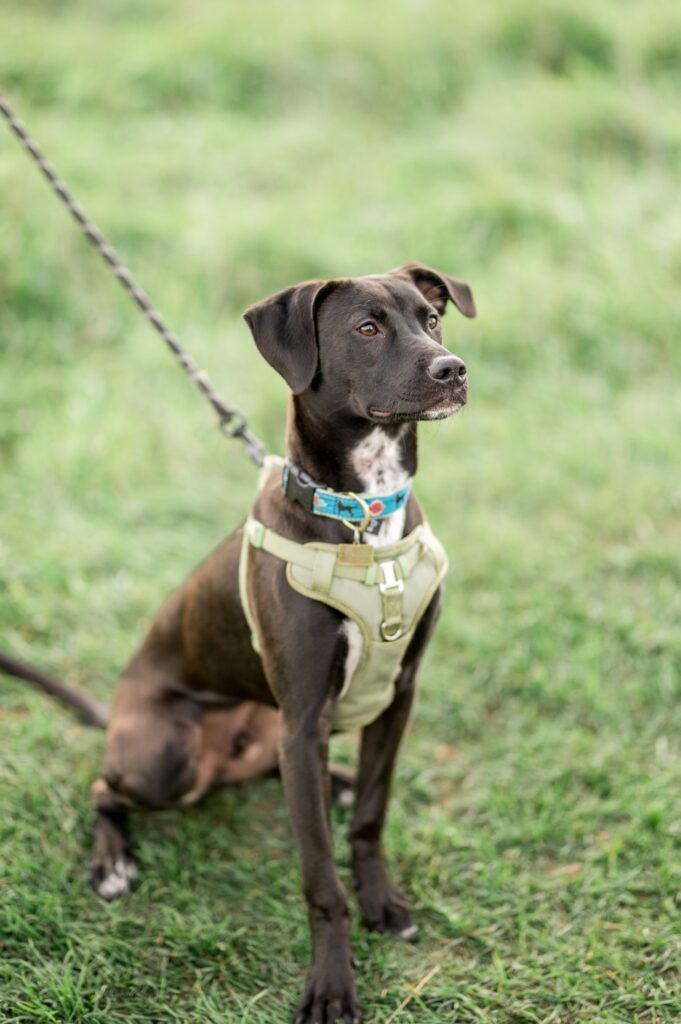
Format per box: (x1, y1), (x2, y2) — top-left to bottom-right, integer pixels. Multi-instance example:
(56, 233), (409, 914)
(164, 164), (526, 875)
(283, 463), (319, 512)
(379, 560), (404, 596)
(379, 560), (404, 642)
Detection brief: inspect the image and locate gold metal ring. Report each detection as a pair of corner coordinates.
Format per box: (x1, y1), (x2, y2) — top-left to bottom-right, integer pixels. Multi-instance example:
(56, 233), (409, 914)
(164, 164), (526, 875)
(381, 620), (403, 642)
(341, 492), (372, 535)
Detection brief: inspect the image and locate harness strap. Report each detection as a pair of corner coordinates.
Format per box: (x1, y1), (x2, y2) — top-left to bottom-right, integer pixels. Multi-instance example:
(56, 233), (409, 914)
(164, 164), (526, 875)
(244, 518), (426, 583)
(238, 523), (261, 652)
(311, 549), (336, 595)
(239, 517), (434, 653)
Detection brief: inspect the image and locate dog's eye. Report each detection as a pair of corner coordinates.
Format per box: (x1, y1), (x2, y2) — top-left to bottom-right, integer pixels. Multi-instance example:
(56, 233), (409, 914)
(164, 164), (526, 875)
(357, 321), (379, 337)
(427, 313), (439, 330)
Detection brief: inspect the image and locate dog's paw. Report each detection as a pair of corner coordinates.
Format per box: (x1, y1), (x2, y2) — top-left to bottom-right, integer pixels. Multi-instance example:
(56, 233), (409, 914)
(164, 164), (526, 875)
(355, 877), (417, 941)
(329, 764), (356, 809)
(293, 969), (362, 1024)
(91, 853), (139, 901)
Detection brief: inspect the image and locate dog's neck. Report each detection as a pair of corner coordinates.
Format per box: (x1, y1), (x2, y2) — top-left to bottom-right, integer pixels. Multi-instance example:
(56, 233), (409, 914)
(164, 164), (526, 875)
(286, 396), (417, 496)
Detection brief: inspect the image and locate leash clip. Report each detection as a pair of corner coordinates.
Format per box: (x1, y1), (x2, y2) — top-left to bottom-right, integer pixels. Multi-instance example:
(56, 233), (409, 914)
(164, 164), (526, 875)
(220, 413), (266, 466)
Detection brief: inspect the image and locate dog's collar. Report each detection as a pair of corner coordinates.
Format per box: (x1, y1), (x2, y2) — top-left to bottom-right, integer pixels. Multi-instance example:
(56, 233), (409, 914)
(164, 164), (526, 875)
(282, 461), (411, 527)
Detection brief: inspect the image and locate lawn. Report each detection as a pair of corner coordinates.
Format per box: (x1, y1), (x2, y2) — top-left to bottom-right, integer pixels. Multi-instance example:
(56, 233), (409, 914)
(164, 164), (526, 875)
(1, 1), (680, 1021)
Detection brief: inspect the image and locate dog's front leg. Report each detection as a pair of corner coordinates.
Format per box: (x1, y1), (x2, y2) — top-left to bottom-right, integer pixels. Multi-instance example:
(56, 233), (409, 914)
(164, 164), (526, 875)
(349, 676), (418, 940)
(279, 705), (361, 1024)
(349, 593), (442, 941)
(250, 557), (361, 1021)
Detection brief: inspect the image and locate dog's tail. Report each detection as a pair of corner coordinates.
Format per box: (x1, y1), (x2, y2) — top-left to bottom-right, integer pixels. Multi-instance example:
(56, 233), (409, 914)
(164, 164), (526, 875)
(0, 650), (109, 729)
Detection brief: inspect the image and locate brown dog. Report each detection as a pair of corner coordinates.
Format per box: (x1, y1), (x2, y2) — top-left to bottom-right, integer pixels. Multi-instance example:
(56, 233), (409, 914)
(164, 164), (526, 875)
(9, 263), (476, 1023)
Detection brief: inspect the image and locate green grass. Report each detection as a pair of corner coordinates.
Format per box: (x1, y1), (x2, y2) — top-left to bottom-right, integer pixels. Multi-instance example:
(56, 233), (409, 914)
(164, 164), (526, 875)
(1, 0), (680, 1020)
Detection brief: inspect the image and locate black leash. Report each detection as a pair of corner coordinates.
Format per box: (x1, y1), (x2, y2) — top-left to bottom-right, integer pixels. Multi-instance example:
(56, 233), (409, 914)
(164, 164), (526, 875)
(0, 92), (267, 467)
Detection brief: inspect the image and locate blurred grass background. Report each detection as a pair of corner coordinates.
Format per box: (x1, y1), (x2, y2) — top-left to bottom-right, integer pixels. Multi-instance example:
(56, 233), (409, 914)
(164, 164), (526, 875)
(1, 1), (680, 1021)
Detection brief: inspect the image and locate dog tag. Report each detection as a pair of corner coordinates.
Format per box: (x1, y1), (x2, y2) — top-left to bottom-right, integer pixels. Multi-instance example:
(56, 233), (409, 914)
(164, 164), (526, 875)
(337, 543), (374, 567)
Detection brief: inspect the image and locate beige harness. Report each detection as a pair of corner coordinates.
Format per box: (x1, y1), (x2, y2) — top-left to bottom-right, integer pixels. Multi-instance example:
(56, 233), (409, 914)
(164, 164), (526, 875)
(239, 514), (448, 732)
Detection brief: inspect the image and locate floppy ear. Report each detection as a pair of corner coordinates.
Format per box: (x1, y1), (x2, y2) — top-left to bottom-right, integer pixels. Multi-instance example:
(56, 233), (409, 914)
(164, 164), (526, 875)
(243, 280), (332, 394)
(393, 262), (477, 318)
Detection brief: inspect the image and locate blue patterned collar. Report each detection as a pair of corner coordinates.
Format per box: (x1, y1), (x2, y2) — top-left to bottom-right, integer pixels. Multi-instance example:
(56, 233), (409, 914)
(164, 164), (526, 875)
(282, 462), (411, 526)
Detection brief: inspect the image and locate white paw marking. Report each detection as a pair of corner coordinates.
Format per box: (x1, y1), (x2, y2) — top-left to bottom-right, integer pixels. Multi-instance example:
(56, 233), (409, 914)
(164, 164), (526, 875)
(97, 856), (137, 900)
(398, 923), (419, 941)
(337, 786), (356, 808)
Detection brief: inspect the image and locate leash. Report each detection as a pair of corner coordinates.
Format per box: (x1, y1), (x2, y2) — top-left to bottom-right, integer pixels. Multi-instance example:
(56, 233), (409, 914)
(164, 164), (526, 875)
(0, 92), (267, 467)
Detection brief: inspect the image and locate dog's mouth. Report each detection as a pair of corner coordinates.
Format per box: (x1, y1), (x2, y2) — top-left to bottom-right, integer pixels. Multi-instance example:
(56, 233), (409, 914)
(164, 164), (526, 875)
(368, 388), (467, 424)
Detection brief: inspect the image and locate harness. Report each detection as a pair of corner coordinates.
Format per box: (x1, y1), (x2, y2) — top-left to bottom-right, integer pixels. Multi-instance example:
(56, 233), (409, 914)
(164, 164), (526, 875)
(239, 462), (448, 732)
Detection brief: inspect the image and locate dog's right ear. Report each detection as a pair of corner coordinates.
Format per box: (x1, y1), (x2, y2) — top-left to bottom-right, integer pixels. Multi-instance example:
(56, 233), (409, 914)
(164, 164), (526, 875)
(243, 281), (332, 394)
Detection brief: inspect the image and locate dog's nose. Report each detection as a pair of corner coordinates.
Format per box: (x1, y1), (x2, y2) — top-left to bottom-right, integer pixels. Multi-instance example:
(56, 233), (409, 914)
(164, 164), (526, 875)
(427, 354), (467, 383)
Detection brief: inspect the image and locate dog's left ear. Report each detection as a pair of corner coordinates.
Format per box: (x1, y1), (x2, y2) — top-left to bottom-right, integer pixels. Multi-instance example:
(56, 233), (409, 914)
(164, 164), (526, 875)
(243, 280), (333, 394)
(393, 262), (477, 318)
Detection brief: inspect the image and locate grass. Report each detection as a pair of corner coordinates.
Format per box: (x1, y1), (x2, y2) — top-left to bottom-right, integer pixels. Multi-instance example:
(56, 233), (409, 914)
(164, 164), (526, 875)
(1, 0), (680, 1020)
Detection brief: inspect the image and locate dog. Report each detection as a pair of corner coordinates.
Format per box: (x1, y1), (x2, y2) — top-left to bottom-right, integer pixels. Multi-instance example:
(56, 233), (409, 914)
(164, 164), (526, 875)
(7, 262), (476, 1023)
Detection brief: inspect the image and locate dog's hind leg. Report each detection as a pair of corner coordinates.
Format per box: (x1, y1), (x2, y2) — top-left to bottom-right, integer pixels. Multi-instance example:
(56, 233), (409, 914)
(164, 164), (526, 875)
(90, 781), (139, 900)
(90, 689), (281, 899)
(89, 681), (204, 900)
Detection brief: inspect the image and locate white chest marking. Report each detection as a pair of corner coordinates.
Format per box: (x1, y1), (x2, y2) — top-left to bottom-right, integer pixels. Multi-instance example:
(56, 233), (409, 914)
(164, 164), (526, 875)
(349, 427), (408, 548)
(339, 429), (409, 702)
(340, 620), (363, 699)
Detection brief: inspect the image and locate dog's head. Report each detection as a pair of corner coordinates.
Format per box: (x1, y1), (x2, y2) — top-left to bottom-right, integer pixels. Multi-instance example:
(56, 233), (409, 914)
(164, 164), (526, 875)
(243, 263), (476, 425)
